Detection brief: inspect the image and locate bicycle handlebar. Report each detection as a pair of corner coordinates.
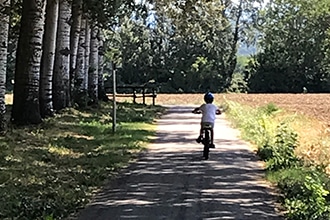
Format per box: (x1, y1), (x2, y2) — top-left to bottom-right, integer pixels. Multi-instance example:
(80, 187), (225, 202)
(192, 109), (221, 115)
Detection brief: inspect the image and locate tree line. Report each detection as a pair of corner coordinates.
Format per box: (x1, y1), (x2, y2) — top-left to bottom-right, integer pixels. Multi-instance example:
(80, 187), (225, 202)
(0, 0), (140, 130)
(1, 0), (330, 130)
(107, 0), (330, 94)
(245, 0), (330, 93)
(107, 0), (261, 93)
(0, 0), (258, 129)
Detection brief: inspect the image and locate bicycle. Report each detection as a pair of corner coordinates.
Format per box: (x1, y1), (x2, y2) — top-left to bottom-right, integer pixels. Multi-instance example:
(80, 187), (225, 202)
(192, 110), (214, 160)
(200, 124), (212, 160)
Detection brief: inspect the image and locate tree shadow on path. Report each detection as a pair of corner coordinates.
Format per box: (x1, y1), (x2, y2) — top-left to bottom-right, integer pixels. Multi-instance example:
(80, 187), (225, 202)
(76, 106), (284, 220)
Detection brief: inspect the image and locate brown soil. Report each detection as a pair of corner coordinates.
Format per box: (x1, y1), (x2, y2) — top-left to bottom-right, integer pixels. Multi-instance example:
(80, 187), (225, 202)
(220, 93), (330, 127)
(150, 93), (330, 127)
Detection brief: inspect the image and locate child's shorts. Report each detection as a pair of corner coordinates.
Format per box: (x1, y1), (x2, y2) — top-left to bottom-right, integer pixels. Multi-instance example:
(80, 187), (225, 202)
(201, 122), (214, 129)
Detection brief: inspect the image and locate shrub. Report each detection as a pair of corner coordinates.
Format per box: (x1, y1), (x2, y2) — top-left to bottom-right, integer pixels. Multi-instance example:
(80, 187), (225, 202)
(277, 170), (330, 220)
(259, 123), (300, 171)
(225, 101), (275, 147)
(259, 102), (279, 115)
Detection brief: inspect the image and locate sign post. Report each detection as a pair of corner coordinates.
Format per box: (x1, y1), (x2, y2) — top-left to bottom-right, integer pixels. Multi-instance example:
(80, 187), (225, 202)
(111, 62), (116, 133)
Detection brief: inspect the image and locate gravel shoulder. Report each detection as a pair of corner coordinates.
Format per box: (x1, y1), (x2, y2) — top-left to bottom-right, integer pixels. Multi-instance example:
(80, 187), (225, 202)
(75, 105), (284, 220)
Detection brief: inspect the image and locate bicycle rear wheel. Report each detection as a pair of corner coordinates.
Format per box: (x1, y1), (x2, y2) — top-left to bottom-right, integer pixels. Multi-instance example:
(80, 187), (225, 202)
(203, 130), (210, 159)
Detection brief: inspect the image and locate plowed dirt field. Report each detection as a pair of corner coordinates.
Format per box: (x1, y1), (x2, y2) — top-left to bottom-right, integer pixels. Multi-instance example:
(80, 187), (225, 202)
(153, 93), (330, 127)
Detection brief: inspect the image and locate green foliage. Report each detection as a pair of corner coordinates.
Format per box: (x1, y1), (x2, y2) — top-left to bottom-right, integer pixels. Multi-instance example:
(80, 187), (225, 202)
(262, 123), (300, 171)
(104, 0), (262, 93)
(277, 169), (330, 220)
(246, 0), (330, 93)
(0, 102), (165, 219)
(259, 102), (279, 116)
(227, 72), (248, 93)
(84, 0), (139, 27)
(227, 56), (251, 93)
(225, 101), (278, 148)
(225, 101), (330, 219)
(116, 102), (163, 122)
(105, 17), (153, 86)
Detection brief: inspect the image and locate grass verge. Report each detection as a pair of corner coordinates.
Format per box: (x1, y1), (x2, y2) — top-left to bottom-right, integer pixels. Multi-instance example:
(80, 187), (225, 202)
(0, 101), (165, 219)
(224, 100), (330, 220)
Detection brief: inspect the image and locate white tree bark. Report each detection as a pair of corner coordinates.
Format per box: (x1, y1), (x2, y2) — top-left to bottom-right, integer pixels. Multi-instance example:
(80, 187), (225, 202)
(69, 0), (82, 99)
(0, 0), (10, 130)
(40, 0), (59, 118)
(12, 0), (46, 125)
(88, 22), (98, 104)
(84, 18), (91, 87)
(53, 0), (71, 111)
(97, 29), (108, 101)
(74, 16), (87, 107)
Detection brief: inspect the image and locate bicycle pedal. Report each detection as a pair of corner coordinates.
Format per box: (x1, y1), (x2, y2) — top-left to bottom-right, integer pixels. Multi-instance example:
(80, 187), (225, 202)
(196, 136), (203, 143)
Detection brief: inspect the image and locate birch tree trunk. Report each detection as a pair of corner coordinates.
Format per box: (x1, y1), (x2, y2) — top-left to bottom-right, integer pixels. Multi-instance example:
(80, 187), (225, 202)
(12, 0), (46, 125)
(97, 29), (108, 101)
(40, 0), (58, 118)
(84, 18), (90, 95)
(73, 16), (87, 107)
(88, 22), (98, 104)
(53, 0), (71, 111)
(0, 0), (10, 131)
(69, 0), (82, 103)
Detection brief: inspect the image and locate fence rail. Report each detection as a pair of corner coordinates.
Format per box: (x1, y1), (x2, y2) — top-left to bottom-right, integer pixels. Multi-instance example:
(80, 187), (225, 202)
(105, 85), (157, 105)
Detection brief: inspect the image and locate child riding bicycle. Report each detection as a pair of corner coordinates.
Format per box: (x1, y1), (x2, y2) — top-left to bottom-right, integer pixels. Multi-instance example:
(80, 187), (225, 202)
(192, 92), (221, 148)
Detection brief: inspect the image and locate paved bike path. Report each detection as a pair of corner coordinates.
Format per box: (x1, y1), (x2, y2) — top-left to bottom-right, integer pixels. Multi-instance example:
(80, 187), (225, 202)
(76, 106), (283, 220)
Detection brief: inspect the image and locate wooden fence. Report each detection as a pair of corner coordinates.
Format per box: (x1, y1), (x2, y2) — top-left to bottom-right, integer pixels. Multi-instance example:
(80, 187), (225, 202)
(106, 85), (158, 105)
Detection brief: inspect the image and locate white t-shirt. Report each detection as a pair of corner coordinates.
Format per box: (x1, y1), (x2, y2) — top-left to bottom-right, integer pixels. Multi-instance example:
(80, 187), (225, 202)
(200, 103), (218, 123)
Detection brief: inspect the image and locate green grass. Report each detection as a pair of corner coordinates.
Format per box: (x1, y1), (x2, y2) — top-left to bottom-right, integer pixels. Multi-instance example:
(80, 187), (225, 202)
(224, 100), (330, 219)
(0, 101), (165, 219)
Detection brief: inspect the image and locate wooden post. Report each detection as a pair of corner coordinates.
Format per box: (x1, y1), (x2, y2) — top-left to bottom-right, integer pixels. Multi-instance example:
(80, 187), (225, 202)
(152, 88), (156, 105)
(112, 63), (116, 133)
(142, 87), (146, 105)
(133, 89), (137, 104)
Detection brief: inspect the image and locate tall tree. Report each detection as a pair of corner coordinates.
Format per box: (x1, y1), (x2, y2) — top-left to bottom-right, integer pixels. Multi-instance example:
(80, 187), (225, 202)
(69, 0), (82, 103)
(0, 0), (10, 131)
(12, 0), (46, 125)
(247, 0), (330, 92)
(6, 0), (22, 92)
(97, 29), (108, 101)
(154, 0), (233, 92)
(84, 18), (90, 90)
(106, 0), (264, 92)
(88, 22), (99, 104)
(40, 0), (59, 118)
(53, 0), (71, 111)
(73, 15), (88, 107)
(114, 17), (151, 85)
